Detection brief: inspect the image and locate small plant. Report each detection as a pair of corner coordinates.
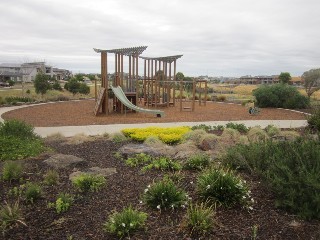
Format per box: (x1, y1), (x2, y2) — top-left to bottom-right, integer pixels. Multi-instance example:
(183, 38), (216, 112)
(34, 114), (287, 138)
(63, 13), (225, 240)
(43, 169), (59, 186)
(0, 119), (38, 139)
(184, 202), (216, 235)
(49, 193), (74, 214)
(143, 177), (187, 211)
(24, 182), (42, 203)
(191, 124), (213, 132)
(142, 156), (182, 172)
(247, 127), (269, 142)
(103, 205), (147, 238)
(265, 124), (281, 137)
(111, 133), (127, 143)
(2, 161), (23, 182)
(71, 173), (106, 193)
(197, 168), (252, 207)
(308, 106), (320, 132)
(125, 153), (152, 167)
(217, 95), (226, 102)
(182, 129), (207, 145)
(212, 125), (225, 131)
(0, 200), (26, 231)
(184, 153), (210, 170)
(226, 123), (249, 134)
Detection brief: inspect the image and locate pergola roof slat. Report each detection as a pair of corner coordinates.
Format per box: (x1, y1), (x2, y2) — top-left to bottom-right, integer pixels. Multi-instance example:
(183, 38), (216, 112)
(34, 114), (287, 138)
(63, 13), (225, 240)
(139, 55), (183, 63)
(94, 46), (148, 56)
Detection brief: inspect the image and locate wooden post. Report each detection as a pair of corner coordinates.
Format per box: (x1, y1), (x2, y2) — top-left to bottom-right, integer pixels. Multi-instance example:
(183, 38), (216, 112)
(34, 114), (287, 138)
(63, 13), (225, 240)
(169, 61), (172, 105)
(180, 78), (183, 112)
(101, 51), (108, 114)
(204, 81), (207, 106)
(114, 54), (117, 86)
(173, 60), (176, 106)
(129, 55), (131, 91)
(136, 55), (139, 103)
(199, 81), (202, 106)
(192, 79), (196, 112)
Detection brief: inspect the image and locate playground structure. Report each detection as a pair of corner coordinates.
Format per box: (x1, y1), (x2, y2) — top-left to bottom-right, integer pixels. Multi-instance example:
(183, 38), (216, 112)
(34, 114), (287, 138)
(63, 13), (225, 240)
(93, 46), (208, 116)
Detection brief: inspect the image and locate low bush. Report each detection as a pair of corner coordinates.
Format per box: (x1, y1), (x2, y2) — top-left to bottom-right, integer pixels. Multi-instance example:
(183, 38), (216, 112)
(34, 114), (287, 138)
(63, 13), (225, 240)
(25, 182), (42, 203)
(197, 168), (252, 208)
(122, 126), (190, 144)
(225, 123), (249, 134)
(103, 205), (147, 238)
(0, 200), (26, 231)
(265, 125), (281, 137)
(223, 139), (320, 219)
(43, 170), (59, 186)
(143, 177), (188, 211)
(142, 156), (182, 172)
(184, 202), (216, 235)
(71, 173), (106, 193)
(182, 129), (207, 145)
(307, 106), (320, 132)
(0, 119), (38, 139)
(110, 132), (127, 143)
(253, 83), (310, 109)
(184, 153), (210, 170)
(221, 128), (241, 143)
(4, 96), (35, 104)
(247, 127), (269, 142)
(125, 153), (152, 167)
(49, 193), (74, 214)
(216, 95), (226, 102)
(191, 124), (213, 132)
(2, 161), (23, 182)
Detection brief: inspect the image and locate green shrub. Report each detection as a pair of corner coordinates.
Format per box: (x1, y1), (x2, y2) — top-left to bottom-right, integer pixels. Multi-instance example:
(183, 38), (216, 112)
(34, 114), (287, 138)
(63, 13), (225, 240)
(5, 96), (35, 104)
(25, 182), (42, 203)
(125, 153), (152, 167)
(221, 128), (241, 143)
(50, 193), (74, 214)
(184, 202), (216, 234)
(223, 139), (320, 219)
(217, 95), (226, 102)
(225, 123), (249, 134)
(247, 127), (269, 142)
(110, 133), (127, 143)
(0, 136), (46, 161)
(253, 83), (309, 109)
(182, 129), (207, 145)
(197, 168), (252, 207)
(103, 205), (147, 238)
(144, 136), (163, 146)
(71, 173), (106, 193)
(184, 153), (210, 170)
(2, 161), (23, 181)
(0, 119), (38, 139)
(265, 125), (281, 137)
(191, 124), (213, 132)
(43, 169), (59, 186)
(143, 177), (187, 211)
(142, 156), (182, 172)
(307, 107), (320, 132)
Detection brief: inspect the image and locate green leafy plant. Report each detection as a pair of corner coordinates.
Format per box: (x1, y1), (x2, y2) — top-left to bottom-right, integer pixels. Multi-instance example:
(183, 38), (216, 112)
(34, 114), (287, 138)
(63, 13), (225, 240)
(0, 119), (38, 139)
(125, 153), (152, 167)
(184, 153), (210, 170)
(143, 177), (188, 211)
(226, 122), (249, 134)
(142, 156), (182, 172)
(307, 106), (320, 132)
(184, 202), (216, 234)
(49, 193), (74, 214)
(71, 173), (106, 193)
(103, 205), (147, 238)
(0, 200), (26, 232)
(191, 124), (213, 132)
(223, 138), (320, 219)
(197, 168), (252, 207)
(4, 96), (35, 104)
(24, 182), (42, 203)
(111, 133), (127, 143)
(2, 161), (23, 182)
(43, 169), (59, 186)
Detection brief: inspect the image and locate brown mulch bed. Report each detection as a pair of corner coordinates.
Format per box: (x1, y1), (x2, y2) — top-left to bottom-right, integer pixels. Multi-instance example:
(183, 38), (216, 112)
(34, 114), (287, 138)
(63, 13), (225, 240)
(1, 139), (319, 240)
(2, 100), (308, 127)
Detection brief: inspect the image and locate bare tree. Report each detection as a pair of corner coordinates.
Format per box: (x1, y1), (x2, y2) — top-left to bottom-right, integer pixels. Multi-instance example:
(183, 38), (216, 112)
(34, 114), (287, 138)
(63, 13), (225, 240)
(302, 68), (320, 98)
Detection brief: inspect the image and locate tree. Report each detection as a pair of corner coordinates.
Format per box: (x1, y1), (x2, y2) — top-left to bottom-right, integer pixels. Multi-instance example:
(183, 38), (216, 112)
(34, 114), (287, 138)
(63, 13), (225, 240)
(79, 83), (90, 95)
(279, 72), (291, 84)
(34, 72), (51, 96)
(65, 78), (90, 95)
(302, 68), (320, 98)
(176, 72), (184, 80)
(52, 81), (62, 91)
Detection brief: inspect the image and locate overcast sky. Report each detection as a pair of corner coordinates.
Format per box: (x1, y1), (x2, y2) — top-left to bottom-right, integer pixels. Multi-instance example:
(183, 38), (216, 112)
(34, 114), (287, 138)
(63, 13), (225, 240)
(1, 0), (319, 77)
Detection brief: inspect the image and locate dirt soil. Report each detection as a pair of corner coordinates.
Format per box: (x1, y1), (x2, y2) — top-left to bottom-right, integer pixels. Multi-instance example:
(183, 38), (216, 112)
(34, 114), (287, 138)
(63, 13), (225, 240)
(2, 100), (308, 127)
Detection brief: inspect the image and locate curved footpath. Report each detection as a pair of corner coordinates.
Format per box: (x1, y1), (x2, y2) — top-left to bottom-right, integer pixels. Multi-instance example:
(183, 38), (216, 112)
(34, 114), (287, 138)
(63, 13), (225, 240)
(0, 104), (309, 137)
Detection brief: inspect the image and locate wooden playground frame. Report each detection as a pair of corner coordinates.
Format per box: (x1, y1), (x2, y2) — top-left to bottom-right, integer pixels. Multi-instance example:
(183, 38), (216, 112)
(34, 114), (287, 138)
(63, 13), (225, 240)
(93, 46), (207, 115)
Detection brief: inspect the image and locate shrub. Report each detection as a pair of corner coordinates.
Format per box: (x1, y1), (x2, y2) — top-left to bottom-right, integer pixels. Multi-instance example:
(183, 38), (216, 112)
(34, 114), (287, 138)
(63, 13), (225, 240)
(110, 133), (127, 143)
(253, 83), (309, 109)
(123, 126), (190, 144)
(103, 206), (147, 238)
(125, 153), (152, 167)
(43, 170), (59, 186)
(142, 156), (182, 172)
(197, 168), (252, 207)
(5, 96), (35, 104)
(217, 95), (226, 102)
(247, 127), (269, 142)
(182, 129), (207, 145)
(0, 119), (38, 139)
(265, 125), (281, 137)
(25, 182), (42, 203)
(184, 202), (216, 234)
(225, 123), (249, 134)
(143, 177), (187, 210)
(221, 128), (241, 143)
(223, 139), (320, 219)
(307, 106), (320, 132)
(191, 124), (213, 132)
(71, 173), (106, 193)
(184, 153), (210, 170)
(2, 161), (23, 182)
(144, 136), (164, 147)
(0, 200), (26, 231)
(51, 193), (74, 214)
(52, 81), (62, 91)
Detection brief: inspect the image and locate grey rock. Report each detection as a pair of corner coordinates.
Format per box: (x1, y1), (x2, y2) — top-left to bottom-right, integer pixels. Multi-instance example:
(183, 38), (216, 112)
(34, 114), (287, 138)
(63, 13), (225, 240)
(44, 154), (86, 169)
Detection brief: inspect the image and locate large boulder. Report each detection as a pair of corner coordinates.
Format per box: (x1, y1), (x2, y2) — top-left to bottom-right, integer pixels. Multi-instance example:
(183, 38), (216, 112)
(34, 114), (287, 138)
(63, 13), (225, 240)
(44, 154), (87, 169)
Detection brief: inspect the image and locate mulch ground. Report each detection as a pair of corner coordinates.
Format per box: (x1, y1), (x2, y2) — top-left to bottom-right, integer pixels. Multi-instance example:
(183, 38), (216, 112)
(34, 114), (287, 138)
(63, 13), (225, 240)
(2, 99), (308, 127)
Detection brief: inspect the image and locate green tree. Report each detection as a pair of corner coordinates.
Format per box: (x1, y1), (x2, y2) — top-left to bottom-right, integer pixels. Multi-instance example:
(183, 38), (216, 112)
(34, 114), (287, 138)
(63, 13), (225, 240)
(79, 83), (90, 95)
(302, 68), (320, 98)
(34, 72), (51, 96)
(74, 74), (84, 82)
(66, 78), (81, 95)
(52, 81), (62, 91)
(279, 72), (291, 84)
(176, 72), (184, 80)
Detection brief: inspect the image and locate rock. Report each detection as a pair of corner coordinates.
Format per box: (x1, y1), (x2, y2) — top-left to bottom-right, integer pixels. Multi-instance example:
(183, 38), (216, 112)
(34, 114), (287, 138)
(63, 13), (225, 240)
(199, 136), (219, 151)
(118, 143), (161, 158)
(44, 154), (86, 169)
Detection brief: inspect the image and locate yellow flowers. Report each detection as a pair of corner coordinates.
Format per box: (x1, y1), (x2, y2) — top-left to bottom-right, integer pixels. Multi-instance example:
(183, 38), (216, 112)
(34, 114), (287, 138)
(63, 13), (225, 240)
(122, 126), (191, 144)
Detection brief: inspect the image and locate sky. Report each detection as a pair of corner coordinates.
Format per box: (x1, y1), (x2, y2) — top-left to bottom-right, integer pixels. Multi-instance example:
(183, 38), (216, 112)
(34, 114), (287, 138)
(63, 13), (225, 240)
(1, 0), (320, 77)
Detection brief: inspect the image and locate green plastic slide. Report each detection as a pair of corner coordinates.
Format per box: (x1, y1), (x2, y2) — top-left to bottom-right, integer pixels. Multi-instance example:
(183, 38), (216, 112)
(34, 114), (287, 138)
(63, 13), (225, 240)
(110, 86), (164, 117)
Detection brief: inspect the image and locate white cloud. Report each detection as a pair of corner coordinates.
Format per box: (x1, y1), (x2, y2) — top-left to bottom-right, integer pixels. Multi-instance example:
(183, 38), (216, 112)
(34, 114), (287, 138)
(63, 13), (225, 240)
(0, 0), (320, 76)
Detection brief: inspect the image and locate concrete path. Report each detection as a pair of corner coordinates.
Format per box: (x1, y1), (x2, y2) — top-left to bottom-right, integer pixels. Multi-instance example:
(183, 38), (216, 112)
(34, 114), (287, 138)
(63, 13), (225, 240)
(0, 104), (309, 137)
